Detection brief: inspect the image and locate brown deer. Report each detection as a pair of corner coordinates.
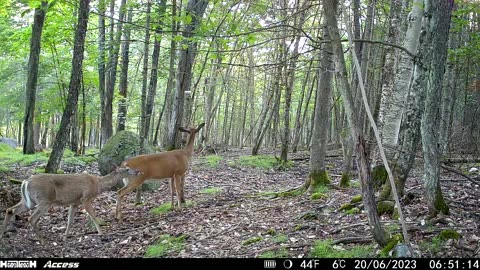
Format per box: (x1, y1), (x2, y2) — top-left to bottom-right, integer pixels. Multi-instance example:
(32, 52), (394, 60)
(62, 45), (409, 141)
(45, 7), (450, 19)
(116, 123), (205, 221)
(1, 166), (140, 244)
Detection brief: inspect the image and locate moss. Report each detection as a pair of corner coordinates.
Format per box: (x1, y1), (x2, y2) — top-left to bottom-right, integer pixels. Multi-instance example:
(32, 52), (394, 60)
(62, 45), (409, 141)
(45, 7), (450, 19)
(97, 130), (154, 176)
(438, 229), (460, 241)
(310, 239), (374, 258)
(345, 208), (360, 215)
(377, 201), (395, 216)
(258, 248), (289, 258)
(199, 187), (222, 195)
(294, 224), (307, 231)
(433, 193), (450, 216)
(380, 234), (403, 257)
(151, 201), (195, 214)
(350, 194), (362, 204)
(339, 173), (350, 187)
(372, 165), (388, 191)
(272, 234), (288, 244)
(144, 234), (187, 257)
(242, 236), (263, 246)
(266, 228), (276, 236)
(309, 170), (330, 187)
(339, 203), (354, 211)
(204, 155), (222, 167)
(310, 192), (328, 200)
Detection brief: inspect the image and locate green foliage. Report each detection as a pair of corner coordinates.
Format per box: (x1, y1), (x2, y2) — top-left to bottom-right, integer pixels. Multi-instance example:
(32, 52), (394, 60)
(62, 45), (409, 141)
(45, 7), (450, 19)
(271, 234), (288, 244)
(0, 143), (13, 152)
(199, 187), (222, 195)
(258, 248), (289, 258)
(310, 239), (374, 258)
(145, 234), (187, 258)
(151, 201), (195, 215)
(203, 155), (222, 167)
(236, 155), (291, 170)
(0, 165), (9, 172)
(242, 236), (263, 246)
(419, 237), (444, 255)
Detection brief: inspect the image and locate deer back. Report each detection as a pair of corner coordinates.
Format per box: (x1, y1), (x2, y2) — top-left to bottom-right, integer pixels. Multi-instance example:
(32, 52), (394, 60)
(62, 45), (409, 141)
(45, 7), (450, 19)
(27, 174), (101, 207)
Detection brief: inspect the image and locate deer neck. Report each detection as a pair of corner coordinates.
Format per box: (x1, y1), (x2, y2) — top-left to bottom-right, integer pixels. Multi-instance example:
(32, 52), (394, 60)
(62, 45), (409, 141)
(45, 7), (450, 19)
(99, 174), (120, 192)
(183, 132), (196, 158)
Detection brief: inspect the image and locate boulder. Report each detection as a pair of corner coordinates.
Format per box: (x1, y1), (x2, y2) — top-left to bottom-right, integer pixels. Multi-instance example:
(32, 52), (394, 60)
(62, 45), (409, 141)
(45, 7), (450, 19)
(0, 137), (17, 149)
(97, 131), (154, 176)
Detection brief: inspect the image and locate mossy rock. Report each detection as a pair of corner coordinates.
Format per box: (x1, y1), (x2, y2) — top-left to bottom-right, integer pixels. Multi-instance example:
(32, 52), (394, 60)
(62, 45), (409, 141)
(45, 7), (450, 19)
(372, 165), (388, 191)
(438, 229), (460, 241)
(98, 130), (155, 176)
(380, 234), (403, 257)
(350, 194), (362, 203)
(377, 201), (395, 215)
(339, 203), (354, 211)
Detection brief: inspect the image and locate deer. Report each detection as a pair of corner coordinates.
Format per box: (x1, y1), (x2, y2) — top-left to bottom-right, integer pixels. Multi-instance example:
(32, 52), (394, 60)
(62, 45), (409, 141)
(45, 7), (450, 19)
(115, 122), (205, 222)
(0, 166), (140, 244)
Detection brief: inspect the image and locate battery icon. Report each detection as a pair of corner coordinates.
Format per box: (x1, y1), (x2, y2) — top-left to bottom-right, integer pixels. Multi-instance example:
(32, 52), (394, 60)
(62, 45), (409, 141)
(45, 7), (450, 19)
(264, 260), (276, 268)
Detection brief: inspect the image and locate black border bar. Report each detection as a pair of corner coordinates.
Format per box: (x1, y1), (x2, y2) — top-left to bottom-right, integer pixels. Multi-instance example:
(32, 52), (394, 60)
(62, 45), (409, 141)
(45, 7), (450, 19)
(0, 258), (478, 270)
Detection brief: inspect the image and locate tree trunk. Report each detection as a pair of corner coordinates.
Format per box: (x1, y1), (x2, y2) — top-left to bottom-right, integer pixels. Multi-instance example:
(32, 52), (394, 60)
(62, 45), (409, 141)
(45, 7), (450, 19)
(161, 0), (178, 148)
(23, 1), (48, 154)
(102, 0), (126, 144)
(381, 0), (423, 146)
(167, 0), (208, 150)
(45, 0), (90, 173)
(116, 5), (133, 132)
(97, 0), (106, 147)
(324, 0), (386, 247)
(308, 21), (333, 190)
(421, 0), (453, 217)
(377, 0), (402, 151)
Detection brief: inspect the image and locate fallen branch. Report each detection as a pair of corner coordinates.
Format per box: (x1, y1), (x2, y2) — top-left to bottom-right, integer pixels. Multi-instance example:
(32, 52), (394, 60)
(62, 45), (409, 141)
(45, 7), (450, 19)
(440, 164), (480, 186)
(332, 236), (373, 245)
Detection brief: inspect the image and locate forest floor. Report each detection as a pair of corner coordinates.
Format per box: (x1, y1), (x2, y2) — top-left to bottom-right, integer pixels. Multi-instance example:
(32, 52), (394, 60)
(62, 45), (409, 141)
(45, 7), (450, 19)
(0, 147), (478, 258)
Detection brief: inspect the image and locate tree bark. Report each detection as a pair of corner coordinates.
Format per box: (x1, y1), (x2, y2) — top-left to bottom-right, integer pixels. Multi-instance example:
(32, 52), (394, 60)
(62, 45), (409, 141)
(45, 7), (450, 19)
(421, 0), (453, 217)
(167, 0), (209, 150)
(324, 0), (386, 246)
(97, 0), (106, 147)
(116, 5), (133, 132)
(23, 1), (48, 154)
(45, 0), (90, 173)
(308, 20), (333, 190)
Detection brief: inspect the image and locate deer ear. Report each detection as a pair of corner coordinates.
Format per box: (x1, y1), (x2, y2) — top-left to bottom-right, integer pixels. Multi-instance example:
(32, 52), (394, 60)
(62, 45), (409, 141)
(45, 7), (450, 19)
(197, 123), (205, 130)
(110, 163), (119, 172)
(179, 127), (190, 133)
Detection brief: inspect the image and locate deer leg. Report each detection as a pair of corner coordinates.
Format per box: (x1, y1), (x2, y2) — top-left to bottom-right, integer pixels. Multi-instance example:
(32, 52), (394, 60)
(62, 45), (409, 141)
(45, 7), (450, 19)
(1, 201), (29, 239)
(180, 174), (186, 205)
(82, 200), (102, 235)
(28, 204), (50, 245)
(169, 178), (176, 209)
(135, 186), (143, 205)
(115, 175), (146, 221)
(64, 205), (76, 237)
(173, 174), (183, 209)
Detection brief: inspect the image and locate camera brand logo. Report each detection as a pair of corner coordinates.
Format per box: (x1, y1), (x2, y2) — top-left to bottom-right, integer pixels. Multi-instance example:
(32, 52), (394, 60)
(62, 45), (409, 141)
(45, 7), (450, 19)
(0, 261), (37, 268)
